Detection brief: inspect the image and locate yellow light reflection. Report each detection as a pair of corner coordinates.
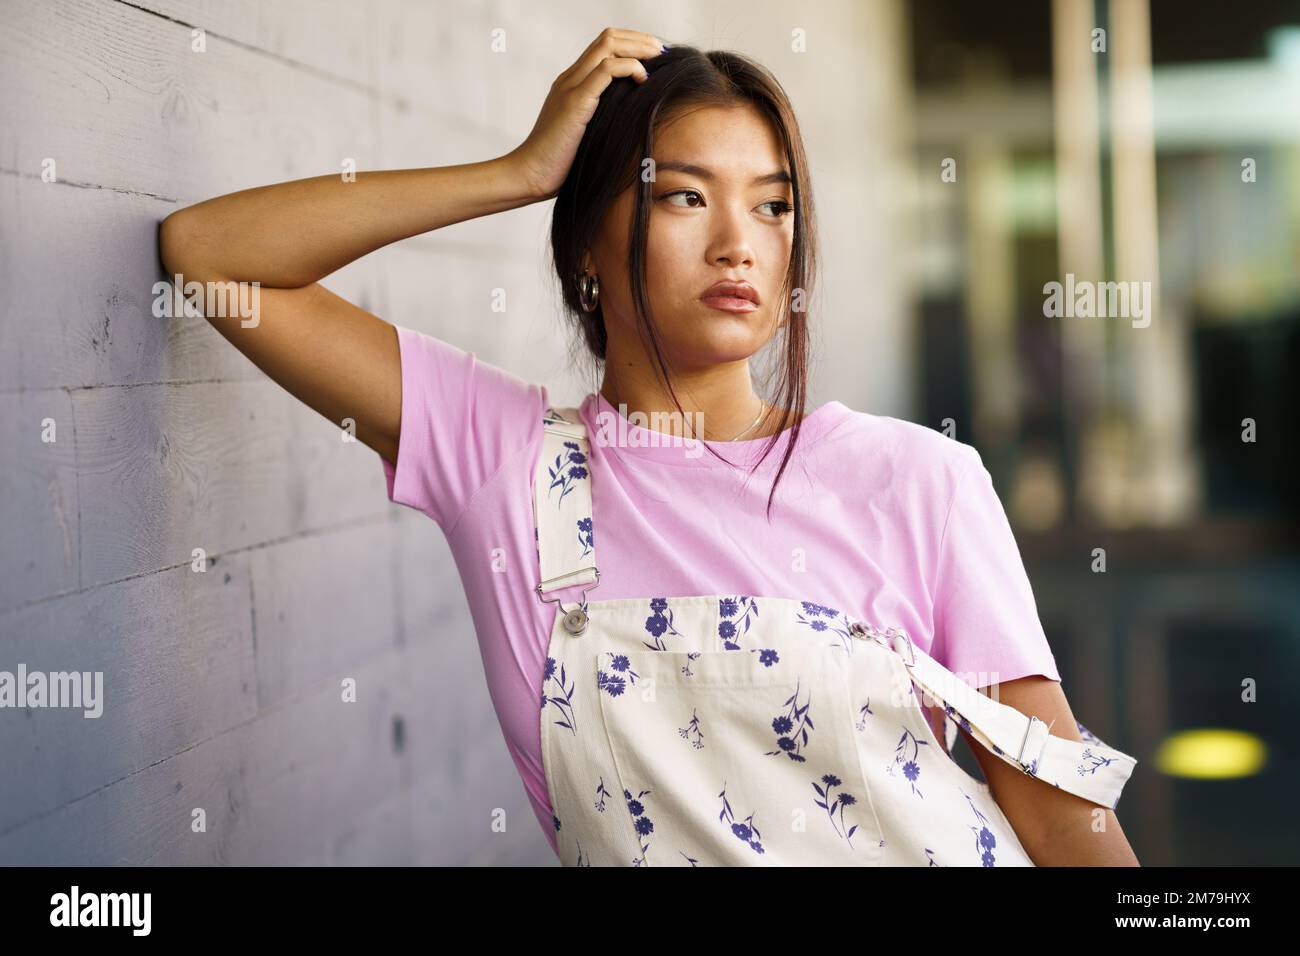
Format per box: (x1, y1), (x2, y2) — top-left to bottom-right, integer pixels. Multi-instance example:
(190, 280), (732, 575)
(1154, 729), (1268, 779)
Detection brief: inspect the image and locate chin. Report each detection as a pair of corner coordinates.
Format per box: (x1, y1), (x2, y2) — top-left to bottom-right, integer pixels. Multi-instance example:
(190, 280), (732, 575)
(670, 333), (769, 367)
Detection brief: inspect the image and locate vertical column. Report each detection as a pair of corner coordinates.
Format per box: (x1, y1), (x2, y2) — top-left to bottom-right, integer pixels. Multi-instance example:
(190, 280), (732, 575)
(1052, 0), (1107, 523)
(1110, 0), (1197, 524)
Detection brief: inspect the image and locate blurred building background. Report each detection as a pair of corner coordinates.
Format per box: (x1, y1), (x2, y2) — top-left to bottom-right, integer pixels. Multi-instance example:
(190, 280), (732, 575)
(1, 0), (1295, 866)
(904, 0), (1300, 865)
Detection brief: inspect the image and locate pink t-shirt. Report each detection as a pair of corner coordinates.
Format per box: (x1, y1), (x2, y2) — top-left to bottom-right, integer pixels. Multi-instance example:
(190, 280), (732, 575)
(379, 324), (1061, 858)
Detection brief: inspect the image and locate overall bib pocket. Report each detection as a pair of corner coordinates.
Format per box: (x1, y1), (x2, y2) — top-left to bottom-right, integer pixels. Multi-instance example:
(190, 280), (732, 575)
(595, 645), (886, 865)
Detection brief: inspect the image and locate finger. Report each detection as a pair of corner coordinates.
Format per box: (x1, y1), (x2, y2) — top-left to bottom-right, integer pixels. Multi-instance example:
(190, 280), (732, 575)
(557, 29), (629, 85)
(571, 56), (650, 100)
(562, 29), (661, 86)
(575, 26), (663, 64)
(557, 28), (663, 89)
(566, 41), (660, 91)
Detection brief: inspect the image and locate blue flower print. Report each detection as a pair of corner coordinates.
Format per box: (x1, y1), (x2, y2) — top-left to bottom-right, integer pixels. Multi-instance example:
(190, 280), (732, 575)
(594, 776), (613, 813)
(626, 790), (646, 815)
(625, 787), (655, 865)
(939, 703), (973, 757)
(678, 707), (704, 749)
(943, 702), (973, 735)
(680, 651), (700, 678)
(765, 678), (814, 761)
(800, 601), (839, 617)
(924, 847), (941, 867)
(794, 602), (857, 653)
(757, 648), (780, 667)
(542, 656), (577, 735)
(575, 516), (594, 557)
(553, 814), (561, 833)
(547, 441), (588, 506)
(1077, 747), (1116, 777)
(961, 791), (998, 866)
(597, 652), (639, 698)
(813, 773), (859, 847)
(597, 672), (625, 697)
(855, 698), (874, 731)
(678, 851), (700, 866)
(886, 727), (929, 797)
(718, 596), (758, 650)
(718, 783), (765, 855)
(643, 597), (685, 650)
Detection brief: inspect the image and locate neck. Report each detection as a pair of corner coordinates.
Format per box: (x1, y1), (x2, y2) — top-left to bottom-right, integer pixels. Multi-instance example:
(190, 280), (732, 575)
(599, 362), (775, 441)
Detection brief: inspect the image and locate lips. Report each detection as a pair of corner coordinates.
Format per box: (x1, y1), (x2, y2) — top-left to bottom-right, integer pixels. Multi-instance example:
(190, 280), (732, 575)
(700, 294), (759, 314)
(700, 280), (760, 308)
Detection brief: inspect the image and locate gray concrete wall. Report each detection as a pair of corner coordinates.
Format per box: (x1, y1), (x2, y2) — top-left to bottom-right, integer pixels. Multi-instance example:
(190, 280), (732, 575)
(0, 0), (908, 864)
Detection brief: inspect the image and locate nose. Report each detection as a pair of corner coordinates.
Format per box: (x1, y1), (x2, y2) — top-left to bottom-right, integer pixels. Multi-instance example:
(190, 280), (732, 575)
(707, 204), (756, 269)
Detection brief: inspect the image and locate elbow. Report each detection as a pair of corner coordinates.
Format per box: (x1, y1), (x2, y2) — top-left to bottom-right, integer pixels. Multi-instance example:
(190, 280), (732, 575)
(158, 209), (228, 322)
(159, 206), (225, 286)
(158, 207), (193, 280)
(157, 210), (184, 280)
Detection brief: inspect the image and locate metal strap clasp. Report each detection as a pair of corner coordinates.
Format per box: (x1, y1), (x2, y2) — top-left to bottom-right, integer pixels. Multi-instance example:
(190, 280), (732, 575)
(535, 566), (600, 602)
(542, 409), (585, 439)
(535, 567), (601, 635)
(1014, 714), (1056, 776)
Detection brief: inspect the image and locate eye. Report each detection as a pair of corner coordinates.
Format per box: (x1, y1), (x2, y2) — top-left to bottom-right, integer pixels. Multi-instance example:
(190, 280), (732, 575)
(660, 188), (705, 208)
(658, 190), (793, 219)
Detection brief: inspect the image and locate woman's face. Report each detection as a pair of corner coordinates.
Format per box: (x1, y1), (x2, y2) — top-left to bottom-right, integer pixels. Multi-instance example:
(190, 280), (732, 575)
(586, 102), (796, 373)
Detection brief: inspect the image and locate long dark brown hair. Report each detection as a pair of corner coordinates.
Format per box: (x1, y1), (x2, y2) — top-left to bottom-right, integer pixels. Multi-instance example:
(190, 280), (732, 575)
(549, 43), (819, 521)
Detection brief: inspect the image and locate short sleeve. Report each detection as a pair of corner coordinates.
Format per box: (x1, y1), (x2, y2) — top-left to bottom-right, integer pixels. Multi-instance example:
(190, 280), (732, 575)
(929, 443), (1062, 688)
(380, 323), (547, 531)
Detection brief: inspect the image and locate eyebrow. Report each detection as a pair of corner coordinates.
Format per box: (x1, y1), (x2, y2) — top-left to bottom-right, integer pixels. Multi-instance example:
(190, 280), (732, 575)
(655, 161), (792, 187)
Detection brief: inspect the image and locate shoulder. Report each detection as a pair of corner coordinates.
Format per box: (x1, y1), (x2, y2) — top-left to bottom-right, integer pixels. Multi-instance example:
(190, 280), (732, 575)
(820, 403), (980, 489)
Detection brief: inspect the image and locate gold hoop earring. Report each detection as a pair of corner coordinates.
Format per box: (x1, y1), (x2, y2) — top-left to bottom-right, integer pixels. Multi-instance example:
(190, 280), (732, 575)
(577, 271), (600, 312)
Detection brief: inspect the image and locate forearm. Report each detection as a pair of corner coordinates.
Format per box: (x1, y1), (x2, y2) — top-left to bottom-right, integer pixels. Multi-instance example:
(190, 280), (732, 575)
(159, 152), (540, 288)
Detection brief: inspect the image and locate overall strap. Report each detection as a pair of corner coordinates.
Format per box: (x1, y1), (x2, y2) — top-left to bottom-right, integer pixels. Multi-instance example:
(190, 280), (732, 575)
(533, 405), (599, 607)
(877, 627), (1138, 810)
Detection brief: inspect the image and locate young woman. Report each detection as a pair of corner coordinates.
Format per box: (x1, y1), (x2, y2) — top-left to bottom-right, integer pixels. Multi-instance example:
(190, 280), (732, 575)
(159, 28), (1139, 866)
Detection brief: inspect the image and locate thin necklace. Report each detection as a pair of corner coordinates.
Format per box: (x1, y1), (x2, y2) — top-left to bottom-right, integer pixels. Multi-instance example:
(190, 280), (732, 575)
(605, 388), (767, 442)
(720, 400), (768, 441)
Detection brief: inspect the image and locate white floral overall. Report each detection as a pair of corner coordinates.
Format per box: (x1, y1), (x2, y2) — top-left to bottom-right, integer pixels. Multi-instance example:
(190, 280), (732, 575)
(533, 407), (1137, 866)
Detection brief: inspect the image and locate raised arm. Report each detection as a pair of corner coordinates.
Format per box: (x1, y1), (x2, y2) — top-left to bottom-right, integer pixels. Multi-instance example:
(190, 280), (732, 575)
(157, 27), (664, 466)
(157, 158), (542, 465)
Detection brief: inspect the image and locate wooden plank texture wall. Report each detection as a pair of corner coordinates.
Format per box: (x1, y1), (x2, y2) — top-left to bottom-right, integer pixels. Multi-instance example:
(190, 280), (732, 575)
(0, 0), (590, 867)
(0, 0), (905, 865)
